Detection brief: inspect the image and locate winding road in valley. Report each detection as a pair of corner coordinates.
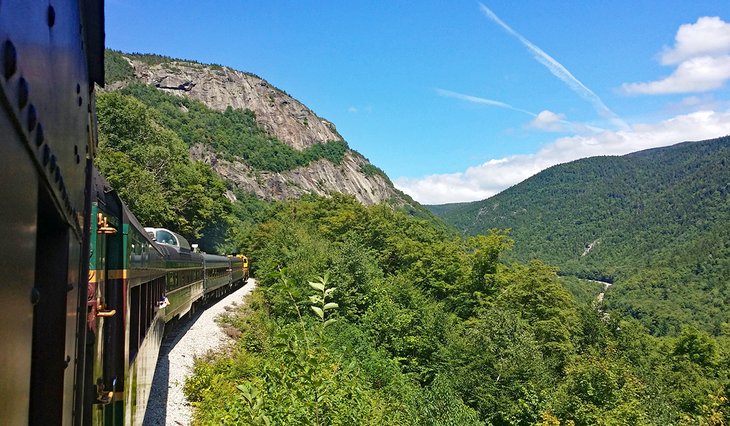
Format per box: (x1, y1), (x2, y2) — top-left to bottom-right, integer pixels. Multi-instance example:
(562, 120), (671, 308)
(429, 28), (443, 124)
(593, 279), (613, 303)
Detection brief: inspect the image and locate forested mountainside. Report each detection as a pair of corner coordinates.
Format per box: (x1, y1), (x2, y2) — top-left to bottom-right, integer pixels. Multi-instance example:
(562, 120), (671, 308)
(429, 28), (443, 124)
(428, 136), (730, 335)
(96, 49), (730, 424)
(95, 50), (432, 252)
(185, 194), (730, 425)
(102, 49), (416, 207)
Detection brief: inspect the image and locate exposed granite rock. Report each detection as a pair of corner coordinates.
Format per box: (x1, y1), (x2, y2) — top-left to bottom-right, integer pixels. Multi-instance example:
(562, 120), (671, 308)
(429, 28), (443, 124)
(190, 144), (396, 205)
(130, 59), (341, 150)
(119, 54), (406, 205)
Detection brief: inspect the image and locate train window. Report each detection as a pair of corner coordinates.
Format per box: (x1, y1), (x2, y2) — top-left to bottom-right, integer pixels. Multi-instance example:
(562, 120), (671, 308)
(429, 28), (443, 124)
(131, 278), (166, 364)
(167, 272), (177, 290)
(155, 230), (177, 246)
(129, 285), (141, 362)
(140, 283), (148, 342)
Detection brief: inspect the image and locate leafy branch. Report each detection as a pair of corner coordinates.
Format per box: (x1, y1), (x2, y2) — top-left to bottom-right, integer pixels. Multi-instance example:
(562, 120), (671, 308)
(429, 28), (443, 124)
(308, 273), (338, 328)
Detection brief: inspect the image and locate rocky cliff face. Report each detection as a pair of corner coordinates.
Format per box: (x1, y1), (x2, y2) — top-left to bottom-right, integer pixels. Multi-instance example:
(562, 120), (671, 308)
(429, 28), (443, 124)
(190, 144), (396, 205)
(121, 56), (404, 205)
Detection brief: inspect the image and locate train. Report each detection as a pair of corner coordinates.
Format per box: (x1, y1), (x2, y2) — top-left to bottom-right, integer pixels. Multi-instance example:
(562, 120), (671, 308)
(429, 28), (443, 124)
(0, 1), (249, 425)
(88, 171), (249, 425)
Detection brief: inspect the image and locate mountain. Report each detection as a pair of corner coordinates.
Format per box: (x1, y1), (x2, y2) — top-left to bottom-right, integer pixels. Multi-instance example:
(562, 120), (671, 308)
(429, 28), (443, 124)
(103, 50), (411, 206)
(429, 137), (730, 335)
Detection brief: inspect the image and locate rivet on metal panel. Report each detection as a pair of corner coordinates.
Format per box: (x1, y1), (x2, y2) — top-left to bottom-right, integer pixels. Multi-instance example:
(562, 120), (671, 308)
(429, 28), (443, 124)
(74, 145), (78, 155)
(3, 40), (17, 80)
(76, 83), (81, 94)
(18, 77), (28, 109)
(78, 96), (82, 107)
(76, 154), (81, 164)
(47, 5), (56, 28)
(42, 145), (50, 165)
(27, 104), (37, 131)
(30, 288), (41, 305)
(67, 283), (74, 292)
(35, 124), (44, 146)
(64, 355), (71, 369)
(54, 167), (60, 183)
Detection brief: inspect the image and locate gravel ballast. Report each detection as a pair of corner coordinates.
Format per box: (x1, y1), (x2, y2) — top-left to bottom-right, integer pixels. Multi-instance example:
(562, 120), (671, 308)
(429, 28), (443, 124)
(143, 279), (256, 426)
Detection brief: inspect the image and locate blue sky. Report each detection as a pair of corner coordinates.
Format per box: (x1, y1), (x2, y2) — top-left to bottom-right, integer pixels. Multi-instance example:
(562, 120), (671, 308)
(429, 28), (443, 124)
(106, 1), (730, 204)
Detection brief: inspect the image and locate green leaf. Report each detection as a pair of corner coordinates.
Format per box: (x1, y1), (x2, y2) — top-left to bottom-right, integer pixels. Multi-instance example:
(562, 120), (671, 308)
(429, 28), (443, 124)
(323, 302), (339, 311)
(323, 318), (337, 328)
(324, 287), (336, 297)
(308, 295), (321, 304)
(309, 281), (325, 292)
(311, 305), (324, 319)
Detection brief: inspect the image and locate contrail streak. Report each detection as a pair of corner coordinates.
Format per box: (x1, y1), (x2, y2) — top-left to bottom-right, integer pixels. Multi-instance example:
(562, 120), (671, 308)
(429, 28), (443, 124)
(436, 88), (537, 116)
(436, 88), (605, 133)
(478, 3), (629, 130)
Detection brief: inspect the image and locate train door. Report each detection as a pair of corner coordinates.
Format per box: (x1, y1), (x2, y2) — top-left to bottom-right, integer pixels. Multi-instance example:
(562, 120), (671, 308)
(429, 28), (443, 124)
(27, 185), (74, 425)
(84, 208), (120, 425)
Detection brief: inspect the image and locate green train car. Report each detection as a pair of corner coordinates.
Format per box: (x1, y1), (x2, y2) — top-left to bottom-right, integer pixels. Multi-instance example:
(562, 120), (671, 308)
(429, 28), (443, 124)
(88, 171), (167, 425)
(88, 173), (249, 426)
(0, 2), (249, 424)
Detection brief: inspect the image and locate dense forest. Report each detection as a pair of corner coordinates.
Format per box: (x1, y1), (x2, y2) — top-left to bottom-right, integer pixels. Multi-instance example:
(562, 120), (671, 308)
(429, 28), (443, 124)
(184, 195), (729, 425)
(97, 53), (729, 424)
(429, 137), (730, 336)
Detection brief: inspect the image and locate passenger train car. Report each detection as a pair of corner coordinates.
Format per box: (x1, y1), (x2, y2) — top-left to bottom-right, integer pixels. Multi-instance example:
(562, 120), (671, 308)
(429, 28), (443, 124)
(88, 173), (248, 425)
(0, 1), (249, 425)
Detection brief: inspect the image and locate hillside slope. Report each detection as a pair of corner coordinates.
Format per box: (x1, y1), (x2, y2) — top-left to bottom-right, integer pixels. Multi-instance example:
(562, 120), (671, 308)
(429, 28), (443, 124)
(103, 50), (410, 206)
(429, 136), (730, 334)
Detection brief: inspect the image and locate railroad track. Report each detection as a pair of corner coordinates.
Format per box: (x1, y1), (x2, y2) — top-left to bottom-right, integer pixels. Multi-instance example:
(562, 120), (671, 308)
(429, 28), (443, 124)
(143, 279), (256, 426)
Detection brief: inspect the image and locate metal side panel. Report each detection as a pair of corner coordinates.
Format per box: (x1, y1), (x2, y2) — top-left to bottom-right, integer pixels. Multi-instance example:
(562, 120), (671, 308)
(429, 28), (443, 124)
(0, 89), (40, 426)
(0, 1), (97, 425)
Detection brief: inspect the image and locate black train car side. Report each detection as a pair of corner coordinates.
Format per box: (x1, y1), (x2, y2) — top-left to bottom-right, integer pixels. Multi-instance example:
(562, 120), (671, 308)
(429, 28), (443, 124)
(0, 0), (104, 425)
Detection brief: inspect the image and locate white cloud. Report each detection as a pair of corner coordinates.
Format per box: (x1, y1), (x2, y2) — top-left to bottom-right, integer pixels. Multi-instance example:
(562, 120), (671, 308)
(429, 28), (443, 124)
(623, 17), (730, 95)
(530, 110), (566, 131)
(661, 17), (730, 65)
(623, 55), (730, 94)
(347, 105), (373, 114)
(395, 110), (730, 204)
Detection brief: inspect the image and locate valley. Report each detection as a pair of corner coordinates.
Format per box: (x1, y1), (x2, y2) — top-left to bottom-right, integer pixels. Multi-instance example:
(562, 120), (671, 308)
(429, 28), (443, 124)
(95, 49), (730, 425)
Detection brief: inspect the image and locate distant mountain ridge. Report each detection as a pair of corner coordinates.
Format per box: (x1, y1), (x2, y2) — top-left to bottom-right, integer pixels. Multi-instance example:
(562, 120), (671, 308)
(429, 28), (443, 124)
(103, 50), (415, 207)
(429, 137), (730, 334)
